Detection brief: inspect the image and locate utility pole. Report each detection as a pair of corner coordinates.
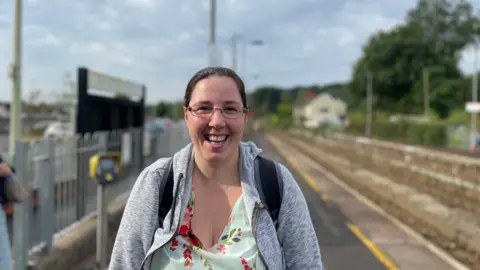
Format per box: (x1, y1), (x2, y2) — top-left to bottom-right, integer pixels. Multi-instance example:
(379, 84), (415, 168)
(8, 0), (23, 158)
(365, 72), (373, 138)
(63, 72), (76, 132)
(471, 42), (478, 152)
(423, 68), (430, 117)
(208, 0), (217, 66)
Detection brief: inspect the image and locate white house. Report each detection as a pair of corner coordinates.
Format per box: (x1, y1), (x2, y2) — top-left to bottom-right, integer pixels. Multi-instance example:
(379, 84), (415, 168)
(295, 92), (347, 128)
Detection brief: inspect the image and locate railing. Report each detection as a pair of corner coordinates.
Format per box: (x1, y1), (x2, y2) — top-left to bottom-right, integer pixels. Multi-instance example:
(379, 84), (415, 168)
(7, 124), (191, 269)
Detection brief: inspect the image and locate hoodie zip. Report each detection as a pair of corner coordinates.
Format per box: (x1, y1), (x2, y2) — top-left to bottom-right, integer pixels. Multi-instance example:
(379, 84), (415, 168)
(140, 174), (184, 270)
(252, 201), (270, 270)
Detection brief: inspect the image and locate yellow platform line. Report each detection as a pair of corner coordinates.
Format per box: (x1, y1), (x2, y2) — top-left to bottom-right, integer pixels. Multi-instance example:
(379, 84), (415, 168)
(346, 223), (399, 270)
(267, 134), (399, 270)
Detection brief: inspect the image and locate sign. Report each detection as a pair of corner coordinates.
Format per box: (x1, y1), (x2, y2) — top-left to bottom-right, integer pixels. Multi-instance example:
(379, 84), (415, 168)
(465, 102), (480, 113)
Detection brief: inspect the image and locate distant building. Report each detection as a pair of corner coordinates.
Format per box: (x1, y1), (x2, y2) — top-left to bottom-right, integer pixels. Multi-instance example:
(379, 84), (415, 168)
(293, 91), (316, 126)
(293, 92), (347, 128)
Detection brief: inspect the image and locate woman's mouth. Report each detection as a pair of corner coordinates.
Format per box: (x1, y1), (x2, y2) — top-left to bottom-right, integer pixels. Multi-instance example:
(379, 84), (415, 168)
(204, 134), (229, 145)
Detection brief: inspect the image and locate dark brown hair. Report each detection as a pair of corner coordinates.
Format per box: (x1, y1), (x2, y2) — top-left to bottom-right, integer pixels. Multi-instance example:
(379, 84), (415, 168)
(184, 67), (247, 108)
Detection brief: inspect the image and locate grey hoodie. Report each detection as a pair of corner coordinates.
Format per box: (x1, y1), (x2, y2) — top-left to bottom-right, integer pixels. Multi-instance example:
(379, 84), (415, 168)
(109, 141), (323, 270)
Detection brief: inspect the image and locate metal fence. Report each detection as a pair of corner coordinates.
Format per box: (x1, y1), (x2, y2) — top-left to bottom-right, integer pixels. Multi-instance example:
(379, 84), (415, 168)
(8, 124), (190, 269)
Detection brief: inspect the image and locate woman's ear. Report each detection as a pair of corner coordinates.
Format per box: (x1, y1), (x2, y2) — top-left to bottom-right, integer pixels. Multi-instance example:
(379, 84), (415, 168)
(183, 106), (188, 121)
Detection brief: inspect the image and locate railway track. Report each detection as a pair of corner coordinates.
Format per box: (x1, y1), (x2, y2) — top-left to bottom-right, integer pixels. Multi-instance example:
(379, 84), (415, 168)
(293, 132), (480, 217)
(429, 145), (480, 158)
(274, 132), (480, 269)
(341, 132), (480, 158)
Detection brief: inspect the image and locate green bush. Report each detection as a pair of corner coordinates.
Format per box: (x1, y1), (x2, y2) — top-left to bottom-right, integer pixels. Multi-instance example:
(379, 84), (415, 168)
(346, 120), (449, 147)
(444, 109), (470, 125)
(258, 114), (294, 131)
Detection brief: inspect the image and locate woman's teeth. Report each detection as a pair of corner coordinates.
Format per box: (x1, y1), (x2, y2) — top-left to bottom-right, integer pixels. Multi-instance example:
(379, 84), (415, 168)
(205, 135), (227, 142)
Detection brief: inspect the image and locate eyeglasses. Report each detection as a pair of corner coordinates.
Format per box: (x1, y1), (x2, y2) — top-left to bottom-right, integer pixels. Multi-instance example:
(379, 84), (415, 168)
(187, 103), (247, 119)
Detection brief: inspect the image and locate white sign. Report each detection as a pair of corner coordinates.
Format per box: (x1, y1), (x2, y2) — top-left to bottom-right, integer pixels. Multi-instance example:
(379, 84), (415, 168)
(87, 69), (143, 98)
(466, 102), (480, 113)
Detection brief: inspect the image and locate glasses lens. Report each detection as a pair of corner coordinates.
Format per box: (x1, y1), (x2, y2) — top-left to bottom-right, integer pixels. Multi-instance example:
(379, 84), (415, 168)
(190, 104), (244, 118)
(222, 104), (243, 118)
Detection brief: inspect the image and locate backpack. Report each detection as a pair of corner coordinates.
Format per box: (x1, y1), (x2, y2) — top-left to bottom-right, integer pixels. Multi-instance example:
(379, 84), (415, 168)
(157, 156), (284, 230)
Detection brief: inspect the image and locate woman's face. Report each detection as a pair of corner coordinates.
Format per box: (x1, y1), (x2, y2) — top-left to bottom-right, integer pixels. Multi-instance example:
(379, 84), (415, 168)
(184, 75), (246, 163)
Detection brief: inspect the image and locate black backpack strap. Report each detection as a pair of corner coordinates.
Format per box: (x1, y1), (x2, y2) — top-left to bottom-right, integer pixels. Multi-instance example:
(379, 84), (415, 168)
(158, 158), (174, 228)
(254, 156), (283, 230)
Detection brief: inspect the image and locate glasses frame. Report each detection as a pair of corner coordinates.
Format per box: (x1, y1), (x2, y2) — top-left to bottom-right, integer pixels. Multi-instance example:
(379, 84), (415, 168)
(187, 103), (248, 119)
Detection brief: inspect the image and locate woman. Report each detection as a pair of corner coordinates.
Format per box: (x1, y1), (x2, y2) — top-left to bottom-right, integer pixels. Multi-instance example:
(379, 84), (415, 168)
(110, 67), (323, 269)
(0, 156), (14, 270)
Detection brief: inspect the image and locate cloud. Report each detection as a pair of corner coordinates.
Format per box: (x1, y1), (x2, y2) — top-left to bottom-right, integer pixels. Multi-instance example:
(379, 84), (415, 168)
(0, 0), (478, 104)
(125, 0), (160, 9)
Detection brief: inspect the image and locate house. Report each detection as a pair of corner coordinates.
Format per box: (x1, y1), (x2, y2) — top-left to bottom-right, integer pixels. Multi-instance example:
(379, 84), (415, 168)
(294, 92), (347, 128)
(293, 91), (316, 126)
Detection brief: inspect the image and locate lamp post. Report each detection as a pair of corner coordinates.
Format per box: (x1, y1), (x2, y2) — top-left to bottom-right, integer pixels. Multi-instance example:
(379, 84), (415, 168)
(365, 72), (373, 138)
(230, 34), (264, 90)
(470, 41), (478, 152)
(208, 0), (220, 66)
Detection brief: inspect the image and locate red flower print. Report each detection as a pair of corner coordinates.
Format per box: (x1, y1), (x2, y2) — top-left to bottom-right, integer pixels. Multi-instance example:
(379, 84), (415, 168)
(216, 244), (226, 254)
(237, 231), (242, 237)
(188, 235), (201, 247)
(183, 244), (193, 267)
(183, 245), (193, 258)
(240, 257), (252, 270)
(170, 237), (179, 251)
(179, 225), (189, 237)
(183, 206), (193, 221)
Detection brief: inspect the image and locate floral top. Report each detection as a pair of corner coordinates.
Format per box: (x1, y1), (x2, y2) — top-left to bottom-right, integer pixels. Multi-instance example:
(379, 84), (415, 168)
(151, 191), (266, 270)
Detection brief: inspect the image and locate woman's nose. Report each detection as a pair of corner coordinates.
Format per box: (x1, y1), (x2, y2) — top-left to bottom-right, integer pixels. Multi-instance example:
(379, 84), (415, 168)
(209, 109), (226, 127)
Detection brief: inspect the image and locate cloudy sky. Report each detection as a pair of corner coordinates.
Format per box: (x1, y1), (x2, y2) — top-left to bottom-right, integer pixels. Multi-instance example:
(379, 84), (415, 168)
(0, 0), (479, 104)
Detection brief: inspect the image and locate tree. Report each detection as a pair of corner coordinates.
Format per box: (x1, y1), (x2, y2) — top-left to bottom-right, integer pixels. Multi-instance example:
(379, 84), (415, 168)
(170, 102), (184, 120)
(406, 0), (480, 57)
(347, 0), (480, 117)
(155, 102), (168, 117)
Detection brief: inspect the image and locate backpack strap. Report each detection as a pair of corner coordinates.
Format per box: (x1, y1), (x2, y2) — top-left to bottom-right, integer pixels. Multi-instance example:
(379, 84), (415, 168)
(158, 158), (174, 228)
(254, 156), (284, 230)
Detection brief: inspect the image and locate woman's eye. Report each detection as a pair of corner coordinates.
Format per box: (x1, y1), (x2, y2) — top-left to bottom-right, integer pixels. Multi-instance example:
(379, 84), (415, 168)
(225, 107), (239, 112)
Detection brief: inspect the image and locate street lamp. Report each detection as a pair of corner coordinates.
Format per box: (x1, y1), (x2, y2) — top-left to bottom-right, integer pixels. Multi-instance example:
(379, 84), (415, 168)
(230, 34), (264, 90)
(208, 0), (220, 66)
(470, 41), (478, 152)
(231, 33), (242, 72)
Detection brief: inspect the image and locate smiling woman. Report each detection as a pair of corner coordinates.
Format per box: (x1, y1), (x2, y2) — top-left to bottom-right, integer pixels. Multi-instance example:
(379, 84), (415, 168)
(183, 69), (247, 165)
(109, 67), (324, 270)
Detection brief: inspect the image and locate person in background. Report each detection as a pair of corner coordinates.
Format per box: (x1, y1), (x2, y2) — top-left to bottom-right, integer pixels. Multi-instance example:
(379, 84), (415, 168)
(0, 155), (14, 270)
